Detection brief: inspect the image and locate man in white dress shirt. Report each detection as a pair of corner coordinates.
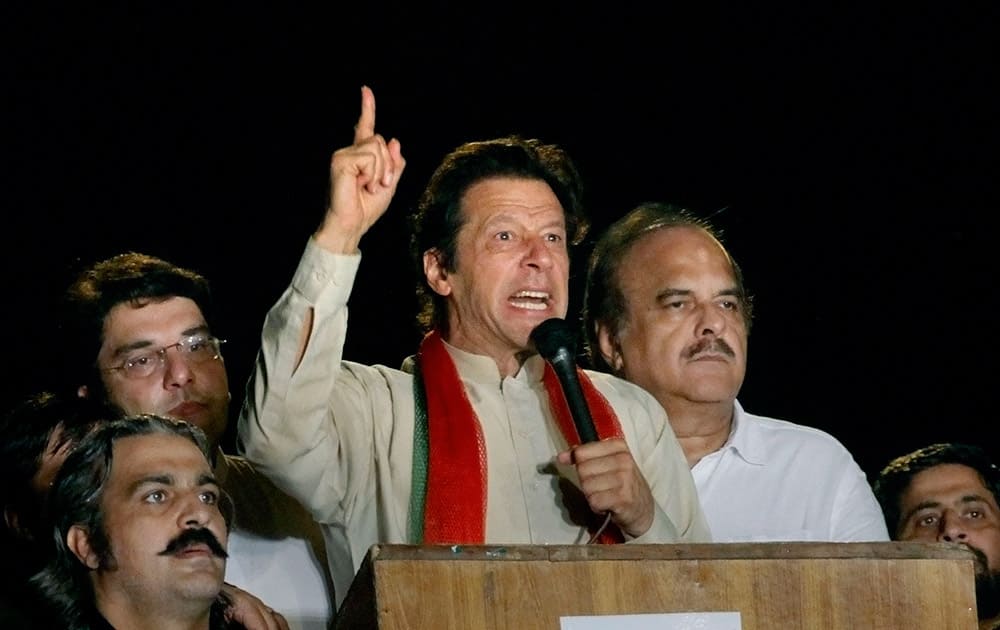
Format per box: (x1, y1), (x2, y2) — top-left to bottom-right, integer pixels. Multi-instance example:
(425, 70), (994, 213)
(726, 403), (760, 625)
(585, 202), (889, 542)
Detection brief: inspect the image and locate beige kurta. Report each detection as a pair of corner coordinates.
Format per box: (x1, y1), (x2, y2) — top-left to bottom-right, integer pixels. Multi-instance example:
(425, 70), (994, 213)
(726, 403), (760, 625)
(237, 238), (711, 608)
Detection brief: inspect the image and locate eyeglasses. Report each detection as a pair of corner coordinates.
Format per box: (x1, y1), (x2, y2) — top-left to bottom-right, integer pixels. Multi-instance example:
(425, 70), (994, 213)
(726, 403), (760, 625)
(103, 335), (226, 380)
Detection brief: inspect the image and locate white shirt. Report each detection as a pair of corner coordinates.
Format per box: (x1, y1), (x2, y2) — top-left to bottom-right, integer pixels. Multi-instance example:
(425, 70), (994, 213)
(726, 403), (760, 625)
(225, 531), (331, 630)
(215, 452), (335, 630)
(690, 400), (889, 542)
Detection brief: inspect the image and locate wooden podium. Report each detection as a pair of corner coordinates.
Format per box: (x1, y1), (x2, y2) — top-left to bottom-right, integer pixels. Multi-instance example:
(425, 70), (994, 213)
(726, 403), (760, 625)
(333, 542), (979, 629)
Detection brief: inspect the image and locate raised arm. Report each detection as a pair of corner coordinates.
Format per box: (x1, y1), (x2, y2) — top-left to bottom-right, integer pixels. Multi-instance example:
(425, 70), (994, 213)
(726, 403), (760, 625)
(288, 85), (406, 371)
(238, 85), (406, 512)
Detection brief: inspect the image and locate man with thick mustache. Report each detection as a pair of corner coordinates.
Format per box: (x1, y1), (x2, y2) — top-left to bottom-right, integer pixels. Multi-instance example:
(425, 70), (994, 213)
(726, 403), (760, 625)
(585, 202), (888, 542)
(1, 393), (292, 629)
(874, 443), (1000, 629)
(238, 87), (710, 606)
(32, 415), (251, 629)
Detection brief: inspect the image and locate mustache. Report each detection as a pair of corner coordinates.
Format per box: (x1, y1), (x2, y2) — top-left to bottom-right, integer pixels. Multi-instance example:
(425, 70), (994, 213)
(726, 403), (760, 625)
(159, 527), (228, 559)
(961, 542), (991, 574)
(683, 337), (736, 360)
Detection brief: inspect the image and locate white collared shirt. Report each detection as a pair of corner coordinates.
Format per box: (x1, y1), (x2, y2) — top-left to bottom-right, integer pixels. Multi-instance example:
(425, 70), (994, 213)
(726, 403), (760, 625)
(690, 400), (889, 542)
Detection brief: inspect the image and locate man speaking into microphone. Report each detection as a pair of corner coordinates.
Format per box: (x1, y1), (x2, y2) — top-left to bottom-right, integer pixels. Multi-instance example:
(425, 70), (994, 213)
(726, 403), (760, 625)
(238, 87), (710, 606)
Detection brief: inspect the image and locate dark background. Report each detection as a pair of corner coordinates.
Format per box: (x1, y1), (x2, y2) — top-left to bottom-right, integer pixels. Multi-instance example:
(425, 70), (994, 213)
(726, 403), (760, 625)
(2, 3), (997, 479)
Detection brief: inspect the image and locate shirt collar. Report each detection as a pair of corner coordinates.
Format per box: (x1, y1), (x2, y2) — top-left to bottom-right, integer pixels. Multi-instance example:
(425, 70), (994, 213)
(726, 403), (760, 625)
(723, 400), (767, 466)
(403, 338), (547, 387)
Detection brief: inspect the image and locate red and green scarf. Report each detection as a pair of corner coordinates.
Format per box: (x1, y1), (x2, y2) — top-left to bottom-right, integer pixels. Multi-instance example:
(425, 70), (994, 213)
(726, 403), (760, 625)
(408, 330), (625, 545)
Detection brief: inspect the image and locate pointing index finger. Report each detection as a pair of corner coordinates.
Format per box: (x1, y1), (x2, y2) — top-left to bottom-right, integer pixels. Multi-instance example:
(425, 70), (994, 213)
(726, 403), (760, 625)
(353, 85), (376, 144)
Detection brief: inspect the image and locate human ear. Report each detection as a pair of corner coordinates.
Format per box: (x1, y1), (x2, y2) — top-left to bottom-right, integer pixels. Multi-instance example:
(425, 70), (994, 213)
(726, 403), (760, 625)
(595, 322), (624, 374)
(423, 249), (452, 297)
(67, 525), (100, 569)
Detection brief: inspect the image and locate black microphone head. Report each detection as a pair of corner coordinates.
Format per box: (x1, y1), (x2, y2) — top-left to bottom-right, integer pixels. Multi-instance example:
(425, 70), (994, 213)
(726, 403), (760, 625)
(530, 317), (577, 361)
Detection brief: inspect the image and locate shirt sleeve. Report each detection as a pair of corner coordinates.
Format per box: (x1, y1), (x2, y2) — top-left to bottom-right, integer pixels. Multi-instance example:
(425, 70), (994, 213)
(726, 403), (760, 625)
(640, 396), (713, 543)
(236, 237), (377, 524)
(593, 373), (713, 544)
(830, 454), (891, 541)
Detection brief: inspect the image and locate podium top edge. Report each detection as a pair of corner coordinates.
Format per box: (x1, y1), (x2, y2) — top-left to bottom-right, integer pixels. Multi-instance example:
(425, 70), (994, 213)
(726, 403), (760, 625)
(365, 541), (977, 563)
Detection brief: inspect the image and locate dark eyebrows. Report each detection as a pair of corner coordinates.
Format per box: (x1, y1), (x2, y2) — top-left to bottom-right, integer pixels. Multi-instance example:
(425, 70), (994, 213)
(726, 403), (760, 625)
(902, 493), (995, 524)
(129, 474), (174, 495)
(903, 499), (942, 522)
(481, 212), (567, 231)
(108, 324), (211, 359)
(128, 471), (219, 495)
(654, 287), (741, 302)
(109, 339), (156, 358)
(958, 493), (995, 508)
(541, 217), (568, 233)
(480, 213), (518, 231)
(181, 325), (211, 338)
(899, 499), (941, 530)
(655, 288), (691, 302)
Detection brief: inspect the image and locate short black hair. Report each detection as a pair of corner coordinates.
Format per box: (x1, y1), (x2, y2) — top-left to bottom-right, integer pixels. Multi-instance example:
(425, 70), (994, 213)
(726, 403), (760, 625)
(873, 443), (1000, 538)
(0, 391), (110, 543)
(59, 252), (214, 399)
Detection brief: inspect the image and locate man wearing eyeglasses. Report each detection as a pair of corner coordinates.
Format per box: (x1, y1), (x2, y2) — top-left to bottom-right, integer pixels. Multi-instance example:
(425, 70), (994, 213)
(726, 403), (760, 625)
(57, 252), (334, 630)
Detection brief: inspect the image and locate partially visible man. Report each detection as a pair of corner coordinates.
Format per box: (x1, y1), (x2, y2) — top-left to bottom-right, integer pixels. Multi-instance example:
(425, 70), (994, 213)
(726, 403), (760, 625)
(0, 392), (291, 630)
(873, 443), (1000, 629)
(33, 415), (240, 629)
(1, 392), (100, 547)
(585, 202), (888, 542)
(0, 392), (103, 628)
(238, 87), (709, 605)
(59, 253), (334, 629)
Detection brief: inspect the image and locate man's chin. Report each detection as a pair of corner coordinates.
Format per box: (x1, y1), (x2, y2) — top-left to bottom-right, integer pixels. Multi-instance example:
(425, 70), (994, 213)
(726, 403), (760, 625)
(162, 407), (227, 448)
(686, 384), (740, 405)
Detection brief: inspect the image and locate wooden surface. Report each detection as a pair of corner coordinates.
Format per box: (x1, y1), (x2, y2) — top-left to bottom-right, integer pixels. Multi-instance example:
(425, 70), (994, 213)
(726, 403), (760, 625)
(334, 542), (979, 629)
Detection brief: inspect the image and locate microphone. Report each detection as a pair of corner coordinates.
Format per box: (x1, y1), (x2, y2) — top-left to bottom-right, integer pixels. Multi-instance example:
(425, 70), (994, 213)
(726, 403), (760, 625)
(530, 317), (599, 443)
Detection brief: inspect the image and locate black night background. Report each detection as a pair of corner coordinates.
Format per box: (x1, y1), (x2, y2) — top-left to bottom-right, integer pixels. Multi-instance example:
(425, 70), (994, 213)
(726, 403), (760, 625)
(2, 3), (997, 479)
